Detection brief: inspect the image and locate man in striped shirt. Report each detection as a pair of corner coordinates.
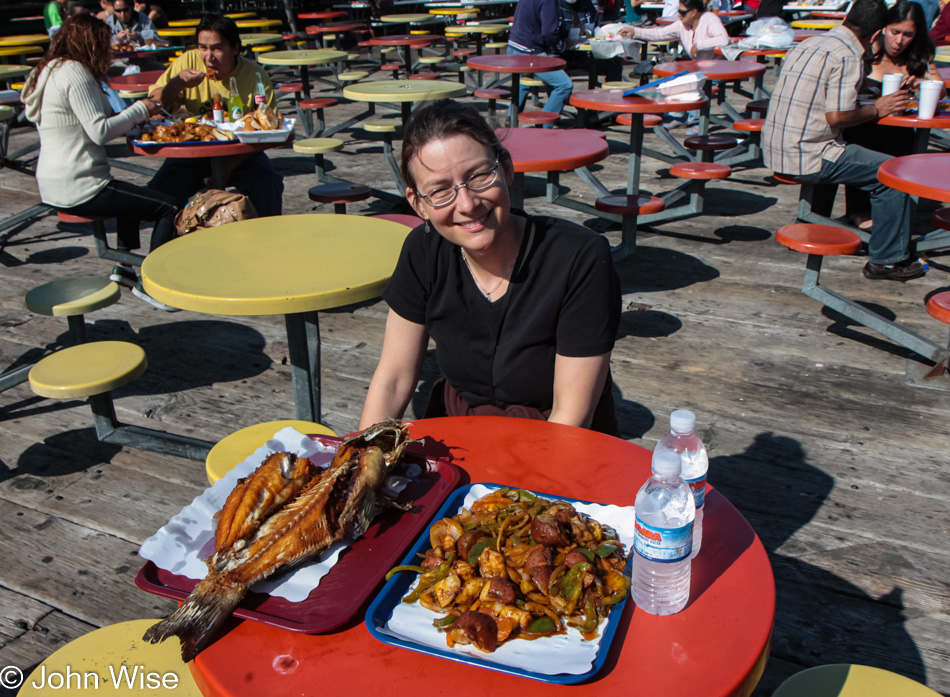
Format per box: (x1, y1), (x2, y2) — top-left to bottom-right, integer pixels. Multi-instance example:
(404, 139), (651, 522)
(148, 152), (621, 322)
(762, 0), (925, 281)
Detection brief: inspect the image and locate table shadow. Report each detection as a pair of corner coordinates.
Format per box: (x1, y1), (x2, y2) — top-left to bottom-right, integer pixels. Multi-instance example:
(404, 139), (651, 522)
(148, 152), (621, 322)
(819, 302), (927, 363)
(4, 428), (124, 484)
(615, 244), (720, 292)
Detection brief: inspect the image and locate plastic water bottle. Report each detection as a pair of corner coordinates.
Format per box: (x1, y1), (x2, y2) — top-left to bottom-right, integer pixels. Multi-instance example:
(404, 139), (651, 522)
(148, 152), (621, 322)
(632, 449), (695, 615)
(653, 409), (707, 558)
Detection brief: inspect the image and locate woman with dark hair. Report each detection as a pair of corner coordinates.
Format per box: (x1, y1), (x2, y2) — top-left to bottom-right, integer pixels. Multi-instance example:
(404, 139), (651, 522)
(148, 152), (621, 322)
(359, 100), (621, 435)
(617, 0), (730, 59)
(844, 0), (945, 227)
(21, 14), (180, 311)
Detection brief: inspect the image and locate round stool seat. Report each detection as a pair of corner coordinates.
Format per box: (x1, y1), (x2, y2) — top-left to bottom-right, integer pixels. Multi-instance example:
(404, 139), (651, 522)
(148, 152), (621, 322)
(776, 223), (862, 256)
(734, 118), (764, 132)
(380, 62), (402, 71)
(601, 81), (637, 89)
(772, 664), (942, 697)
(252, 45), (276, 53)
(773, 173), (800, 185)
(485, 42), (508, 50)
(595, 194), (665, 216)
(930, 207), (950, 231)
(278, 81), (305, 92)
(299, 97), (338, 110)
(29, 341), (147, 399)
(18, 619), (203, 697)
(618, 113), (663, 128)
(684, 134), (738, 151)
(669, 162), (732, 180)
(746, 98), (769, 115)
(364, 120), (399, 132)
(474, 87), (509, 99)
(26, 277), (121, 318)
(0, 105), (14, 122)
(338, 71), (369, 81)
(518, 110), (560, 125)
(926, 291), (950, 325)
(293, 137), (344, 155)
(372, 212), (424, 228)
(451, 48), (474, 57)
(418, 56), (444, 64)
(408, 72), (441, 80)
(206, 420), (338, 484)
(308, 182), (372, 204)
(57, 211), (106, 224)
(118, 89), (148, 99)
(520, 77), (545, 87)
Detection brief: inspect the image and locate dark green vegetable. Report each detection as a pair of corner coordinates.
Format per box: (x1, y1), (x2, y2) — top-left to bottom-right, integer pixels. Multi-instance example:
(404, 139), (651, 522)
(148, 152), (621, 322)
(384, 564), (425, 581)
(528, 616), (556, 633)
(466, 537), (497, 564)
(433, 614), (458, 628)
(401, 552), (455, 603)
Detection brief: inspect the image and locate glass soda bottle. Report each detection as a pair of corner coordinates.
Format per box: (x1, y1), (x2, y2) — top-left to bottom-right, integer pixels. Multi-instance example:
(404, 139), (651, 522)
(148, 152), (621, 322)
(253, 73), (267, 108)
(227, 77), (244, 122)
(632, 449), (695, 615)
(653, 409), (707, 558)
(211, 92), (224, 124)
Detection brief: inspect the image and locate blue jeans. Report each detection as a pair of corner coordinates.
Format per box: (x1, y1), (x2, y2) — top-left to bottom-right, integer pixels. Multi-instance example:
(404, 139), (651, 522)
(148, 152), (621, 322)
(149, 152), (284, 218)
(795, 144), (911, 265)
(506, 46), (573, 125)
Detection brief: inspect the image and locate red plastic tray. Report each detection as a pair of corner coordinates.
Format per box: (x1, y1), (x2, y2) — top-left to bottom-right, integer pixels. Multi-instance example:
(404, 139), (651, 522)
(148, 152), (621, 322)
(135, 434), (461, 634)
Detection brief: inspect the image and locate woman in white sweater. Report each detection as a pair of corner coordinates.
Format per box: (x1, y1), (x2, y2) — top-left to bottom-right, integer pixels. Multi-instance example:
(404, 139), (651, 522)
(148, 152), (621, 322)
(619, 0), (731, 58)
(22, 14), (179, 310)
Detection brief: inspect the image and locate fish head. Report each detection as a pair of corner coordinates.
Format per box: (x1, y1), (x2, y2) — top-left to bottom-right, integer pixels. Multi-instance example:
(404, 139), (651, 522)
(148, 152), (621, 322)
(342, 419), (418, 470)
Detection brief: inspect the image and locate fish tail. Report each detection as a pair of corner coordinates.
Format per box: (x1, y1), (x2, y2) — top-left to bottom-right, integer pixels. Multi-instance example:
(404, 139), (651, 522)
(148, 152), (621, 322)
(142, 576), (247, 662)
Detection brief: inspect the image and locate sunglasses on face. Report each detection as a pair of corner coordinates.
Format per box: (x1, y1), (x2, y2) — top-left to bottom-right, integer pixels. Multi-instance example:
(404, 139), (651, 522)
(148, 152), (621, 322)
(678, 8), (688, 14)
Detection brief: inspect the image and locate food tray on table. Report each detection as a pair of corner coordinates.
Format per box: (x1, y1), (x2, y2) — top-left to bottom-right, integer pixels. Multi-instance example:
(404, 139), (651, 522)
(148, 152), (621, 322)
(365, 482), (634, 685)
(217, 117), (296, 144)
(130, 118), (239, 147)
(136, 431), (461, 634)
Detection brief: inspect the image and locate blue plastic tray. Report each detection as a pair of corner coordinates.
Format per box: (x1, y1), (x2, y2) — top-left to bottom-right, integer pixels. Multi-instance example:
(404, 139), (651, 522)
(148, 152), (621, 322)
(364, 482), (631, 684)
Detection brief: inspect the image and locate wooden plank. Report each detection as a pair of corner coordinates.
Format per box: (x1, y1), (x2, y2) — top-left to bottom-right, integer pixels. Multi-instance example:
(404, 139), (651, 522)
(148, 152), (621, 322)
(0, 611), (97, 676)
(0, 586), (51, 646)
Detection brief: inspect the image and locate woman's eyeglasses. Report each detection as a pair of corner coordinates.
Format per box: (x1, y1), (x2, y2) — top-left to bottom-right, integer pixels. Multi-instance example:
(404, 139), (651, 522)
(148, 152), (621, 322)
(417, 161), (500, 207)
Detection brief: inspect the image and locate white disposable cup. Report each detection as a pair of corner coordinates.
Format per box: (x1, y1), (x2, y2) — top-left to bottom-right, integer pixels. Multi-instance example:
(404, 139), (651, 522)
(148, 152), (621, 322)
(882, 73), (903, 96)
(918, 80), (943, 119)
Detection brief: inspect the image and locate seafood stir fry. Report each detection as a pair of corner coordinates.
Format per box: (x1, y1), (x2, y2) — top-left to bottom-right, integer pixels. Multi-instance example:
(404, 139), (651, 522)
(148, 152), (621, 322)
(144, 419), (416, 662)
(391, 488), (630, 653)
(137, 121), (232, 143)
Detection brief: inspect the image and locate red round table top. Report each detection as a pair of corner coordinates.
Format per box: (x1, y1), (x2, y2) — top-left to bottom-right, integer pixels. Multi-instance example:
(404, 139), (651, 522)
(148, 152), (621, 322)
(571, 87), (708, 113)
(878, 153), (950, 202)
(366, 33), (442, 46)
(298, 10), (348, 19)
(304, 20), (367, 34)
(793, 29), (826, 40)
(809, 10), (847, 17)
(877, 112), (950, 129)
(467, 54), (566, 73)
(186, 417), (774, 697)
(107, 69), (165, 93)
(131, 134), (292, 159)
(654, 60), (766, 81)
(496, 127), (608, 172)
(938, 67), (950, 89)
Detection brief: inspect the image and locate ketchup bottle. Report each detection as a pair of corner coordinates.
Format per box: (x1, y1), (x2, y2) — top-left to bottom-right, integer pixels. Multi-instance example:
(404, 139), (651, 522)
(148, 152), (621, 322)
(212, 92), (224, 123)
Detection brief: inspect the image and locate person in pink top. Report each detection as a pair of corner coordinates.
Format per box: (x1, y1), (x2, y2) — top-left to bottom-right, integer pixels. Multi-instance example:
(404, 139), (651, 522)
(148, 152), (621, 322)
(618, 0), (731, 59)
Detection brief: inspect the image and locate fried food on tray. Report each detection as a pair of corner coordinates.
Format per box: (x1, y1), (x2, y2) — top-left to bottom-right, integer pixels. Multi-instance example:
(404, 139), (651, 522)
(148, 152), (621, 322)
(389, 488), (631, 653)
(236, 105), (285, 132)
(138, 121), (232, 143)
(143, 419), (417, 662)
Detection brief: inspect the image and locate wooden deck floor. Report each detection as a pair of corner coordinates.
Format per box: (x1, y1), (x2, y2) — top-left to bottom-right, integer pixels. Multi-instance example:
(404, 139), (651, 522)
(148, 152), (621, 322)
(0, 69), (948, 697)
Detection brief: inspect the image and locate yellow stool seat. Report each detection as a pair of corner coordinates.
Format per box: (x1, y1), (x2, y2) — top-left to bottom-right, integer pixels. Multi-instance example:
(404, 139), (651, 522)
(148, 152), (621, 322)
(206, 420), (338, 484)
(380, 47), (396, 54)
(773, 665), (942, 697)
(347, 52), (361, 60)
(485, 42), (508, 50)
(338, 71), (369, 81)
(11, 81), (25, 90)
(25, 277), (121, 318)
(602, 81), (638, 89)
(521, 77), (545, 87)
(19, 619), (203, 696)
(293, 137), (344, 154)
(0, 105), (15, 122)
(119, 89), (148, 99)
(29, 341), (146, 399)
(364, 120), (400, 132)
(418, 56), (443, 64)
(252, 44), (276, 53)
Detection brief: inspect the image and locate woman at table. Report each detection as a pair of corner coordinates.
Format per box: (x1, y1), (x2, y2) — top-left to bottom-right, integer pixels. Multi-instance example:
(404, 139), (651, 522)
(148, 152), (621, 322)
(844, 0), (945, 228)
(360, 100), (622, 435)
(22, 14), (180, 311)
(618, 0), (730, 59)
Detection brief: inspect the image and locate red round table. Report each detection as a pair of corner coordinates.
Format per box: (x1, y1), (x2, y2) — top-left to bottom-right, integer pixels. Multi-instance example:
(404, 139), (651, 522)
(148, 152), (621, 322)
(365, 34), (443, 74)
(304, 20), (367, 48)
(654, 59), (766, 83)
(185, 416), (775, 697)
(467, 54), (567, 124)
(298, 10), (348, 20)
(792, 29), (827, 40)
(878, 153), (950, 202)
(572, 87), (708, 194)
(107, 69), (166, 93)
(876, 112), (950, 153)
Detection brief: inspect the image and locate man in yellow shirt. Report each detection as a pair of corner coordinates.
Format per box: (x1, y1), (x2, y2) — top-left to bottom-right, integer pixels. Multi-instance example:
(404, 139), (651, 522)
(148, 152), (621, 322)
(148, 15), (283, 216)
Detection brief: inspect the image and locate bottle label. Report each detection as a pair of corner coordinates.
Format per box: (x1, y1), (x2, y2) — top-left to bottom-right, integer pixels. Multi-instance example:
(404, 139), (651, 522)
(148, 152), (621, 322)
(686, 475), (706, 509)
(254, 94), (266, 105)
(212, 109), (223, 124)
(634, 516), (692, 563)
(230, 106), (243, 121)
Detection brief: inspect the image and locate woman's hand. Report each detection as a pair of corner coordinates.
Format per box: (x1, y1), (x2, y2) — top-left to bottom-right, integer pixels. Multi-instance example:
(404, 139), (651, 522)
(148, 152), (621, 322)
(139, 97), (162, 116)
(618, 26), (637, 37)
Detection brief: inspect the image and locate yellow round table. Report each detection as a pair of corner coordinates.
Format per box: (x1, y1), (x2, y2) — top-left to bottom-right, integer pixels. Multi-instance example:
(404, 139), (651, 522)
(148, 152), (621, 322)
(226, 12), (257, 19)
(240, 32), (283, 47)
(446, 23), (509, 55)
(141, 215), (410, 422)
(381, 13), (439, 22)
(427, 7), (478, 14)
(0, 64), (31, 84)
(235, 19), (284, 31)
(157, 28), (196, 46)
(0, 45), (42, 60)
(0, 34), (50, 48)
(790, 19), (840, 28)
(167, 18), (201, 27)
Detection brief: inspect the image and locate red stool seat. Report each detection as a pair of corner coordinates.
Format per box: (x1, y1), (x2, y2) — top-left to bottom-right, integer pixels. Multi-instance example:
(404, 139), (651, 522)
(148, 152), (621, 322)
(931, 207), (950, 231)
(684, 134), (738, 151)
(670, 162), (732, 180)
(926, 291), (950, 324)
(278, 82), (306, 93)
(474, 88), (509, 99)
(380, 63), (402, 70)
(746, 98), (769, 115)
(733, 118), (764, 132)
(594, 194), (665, 216)
(773, 173), (800, 185)
(308, 183), (371, 204)
(372, 213), (424, 228)
(282, 33), (300, 40)
(408, 72), (441, 80)
(299, 97), (337, 109)
(617, 113), (663, 128)
(776, 223), (862, 256)
(451, 49), (475, 57)
(518, 111), (560, 126)
(57, 212), (105, 224)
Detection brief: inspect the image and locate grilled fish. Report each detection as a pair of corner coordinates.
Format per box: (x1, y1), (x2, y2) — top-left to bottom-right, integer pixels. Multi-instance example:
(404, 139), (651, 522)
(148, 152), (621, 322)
(143, 419), (416, 662)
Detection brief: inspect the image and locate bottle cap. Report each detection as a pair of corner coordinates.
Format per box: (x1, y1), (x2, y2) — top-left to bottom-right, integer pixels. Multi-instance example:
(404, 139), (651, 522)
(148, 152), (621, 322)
(653, 449), (682, 476)
(670, 409), (695, 432)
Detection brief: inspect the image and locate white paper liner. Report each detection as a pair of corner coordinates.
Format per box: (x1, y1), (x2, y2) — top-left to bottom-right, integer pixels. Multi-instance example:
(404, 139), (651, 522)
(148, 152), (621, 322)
(139, 427), (342, 603)
(378, 484), (635, 676)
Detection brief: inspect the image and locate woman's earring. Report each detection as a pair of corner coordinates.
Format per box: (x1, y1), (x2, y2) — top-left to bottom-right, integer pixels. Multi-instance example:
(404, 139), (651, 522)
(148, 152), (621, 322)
(424, 220), (431, 234)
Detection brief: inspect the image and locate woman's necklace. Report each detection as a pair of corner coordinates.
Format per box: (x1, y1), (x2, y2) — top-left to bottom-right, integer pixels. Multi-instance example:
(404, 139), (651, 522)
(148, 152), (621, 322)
(460, 248), (513, 301)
